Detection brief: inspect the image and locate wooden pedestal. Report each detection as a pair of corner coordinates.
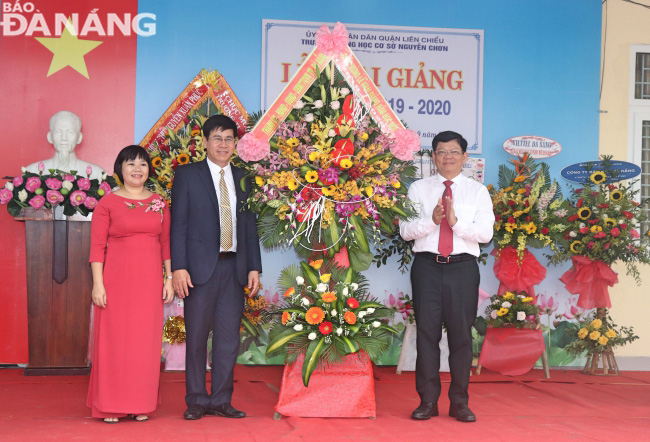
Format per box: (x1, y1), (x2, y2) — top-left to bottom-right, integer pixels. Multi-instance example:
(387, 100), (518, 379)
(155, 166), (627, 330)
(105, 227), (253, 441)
(15, 208), (93, 375)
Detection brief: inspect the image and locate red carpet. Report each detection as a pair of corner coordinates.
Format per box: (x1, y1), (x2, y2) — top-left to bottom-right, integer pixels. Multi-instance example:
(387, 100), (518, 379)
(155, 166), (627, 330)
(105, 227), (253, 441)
(1, 365), (649, 441)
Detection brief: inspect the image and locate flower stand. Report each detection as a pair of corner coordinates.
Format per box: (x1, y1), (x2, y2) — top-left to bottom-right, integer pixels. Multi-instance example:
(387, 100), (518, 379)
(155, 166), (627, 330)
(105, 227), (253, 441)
(476, 326), (549, 378)
(582, 349), (619, 376)
(274, 351), (376, 419)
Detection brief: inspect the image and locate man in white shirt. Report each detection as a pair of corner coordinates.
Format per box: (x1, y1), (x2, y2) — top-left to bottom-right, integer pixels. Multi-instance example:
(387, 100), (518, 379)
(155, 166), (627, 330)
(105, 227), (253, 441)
(400, 131), (494, 422)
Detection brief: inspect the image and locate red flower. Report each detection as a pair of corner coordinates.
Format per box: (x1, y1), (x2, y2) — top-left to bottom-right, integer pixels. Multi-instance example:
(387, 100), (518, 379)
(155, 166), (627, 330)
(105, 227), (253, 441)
(507, 200), (516, 207)
(574, 188), (584, 194)
(590, 192), (599, 197)
(495, 214), (502, 221)
(598, 203), (610, 209)
(622, 211), (634, 219)
(576, 198), (584, 208)
(588, 218), (599, 225)
(579, 227), (589, 234)
(319, 321), (333, 335)
(594, 232), (606, 239)
(541, 227), (549, 235)
(604, 242), (611, 249)
(525, 216), (533, 222)
(568, 215), (579, 222)
(507, 217), (515, 223)
(620, 223), (628, 230)
(611, 227), (621, 237)
(346, 298), (359, 309)
(524, 200), (530, 207)
(608, 184), (616, 190)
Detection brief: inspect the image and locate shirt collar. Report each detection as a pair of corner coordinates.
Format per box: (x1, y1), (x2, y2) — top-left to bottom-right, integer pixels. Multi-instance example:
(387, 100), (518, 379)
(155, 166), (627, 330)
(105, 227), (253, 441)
(207, 159), (231, 175)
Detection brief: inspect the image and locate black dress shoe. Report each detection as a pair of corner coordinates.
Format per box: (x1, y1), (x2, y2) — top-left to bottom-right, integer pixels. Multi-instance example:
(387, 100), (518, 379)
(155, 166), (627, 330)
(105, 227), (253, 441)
(207, 403), (246, 418)
(449, 403), (476, 422)
(183, 404), (206, 420)
(411, 402), (438, 420)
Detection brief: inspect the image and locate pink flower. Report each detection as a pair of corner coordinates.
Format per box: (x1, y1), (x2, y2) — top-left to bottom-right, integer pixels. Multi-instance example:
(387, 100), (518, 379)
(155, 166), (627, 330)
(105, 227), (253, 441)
(69, 190), (87, 206)
(587, 241), (595, 249)
(610, 227), (620, 237)
(237, 132), (270, 162)
(537, 293), (559, 315)
(390, 129), (421, 161)
(594, 232), (606, 239)
(86, 165), (93, 177)
(45, 178), (62, 190)
(99, 181), (112, 194)
(64, 174), (75, 182)
(28, 195), (45, 209)
(83, 196), (98, 209)
(315, 22), (349, 56)
(25, 177), (41, 192)
(579, 227), (589, 234)
(0, 187), (12, 204)
(12, 176), (23, 187)
(46, 190), (64, 205)
(76, 178), (91, 191)
(630, 229), (640, 239)
(38, 161), (44, 172)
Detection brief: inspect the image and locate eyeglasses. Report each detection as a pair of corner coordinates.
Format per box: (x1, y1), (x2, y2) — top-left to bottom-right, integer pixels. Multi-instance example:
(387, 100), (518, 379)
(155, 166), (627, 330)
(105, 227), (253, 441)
(435, 150), (463, 157)
(208, 136), (235, 145)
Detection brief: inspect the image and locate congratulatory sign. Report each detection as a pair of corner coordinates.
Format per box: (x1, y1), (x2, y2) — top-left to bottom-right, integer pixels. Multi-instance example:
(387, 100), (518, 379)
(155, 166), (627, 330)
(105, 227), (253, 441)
(262, 20), (484, 153)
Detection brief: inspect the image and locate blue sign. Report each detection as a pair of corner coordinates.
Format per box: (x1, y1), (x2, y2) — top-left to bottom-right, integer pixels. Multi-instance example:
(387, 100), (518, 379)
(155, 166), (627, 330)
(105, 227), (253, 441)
(561, 160), (641, 184)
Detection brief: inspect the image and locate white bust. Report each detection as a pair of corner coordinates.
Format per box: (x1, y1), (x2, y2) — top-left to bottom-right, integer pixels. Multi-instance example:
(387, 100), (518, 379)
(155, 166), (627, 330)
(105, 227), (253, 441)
(26, 111), (106, 180)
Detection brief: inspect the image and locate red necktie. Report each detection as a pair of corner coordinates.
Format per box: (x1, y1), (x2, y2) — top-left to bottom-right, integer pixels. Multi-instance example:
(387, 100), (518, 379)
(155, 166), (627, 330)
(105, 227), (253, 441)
(438, 180), (453, 257)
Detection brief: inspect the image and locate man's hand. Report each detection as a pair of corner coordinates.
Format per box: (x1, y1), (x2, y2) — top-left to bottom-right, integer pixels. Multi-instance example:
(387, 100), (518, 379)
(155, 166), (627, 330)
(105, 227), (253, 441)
(247, 270), (260, 296)
(444, 195), (457, 227)
(172, 269), (193, 298)
(432, 198), (445, 225)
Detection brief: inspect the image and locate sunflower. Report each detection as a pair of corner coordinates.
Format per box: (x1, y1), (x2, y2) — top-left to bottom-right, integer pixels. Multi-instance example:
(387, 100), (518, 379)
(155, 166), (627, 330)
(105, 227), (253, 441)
(505, 222), (517, 233)
(287, 137), (300, 147)
(287, 179), (299, 191)
(610, 189), (623, 201)
(524, 222), (537, 234)
(340, 158), (353, 169)
(577, 207), (592, 220)
(305, 171), (319, 183)
(177, 153), (190, 165)
(503, 292), (516, 300)
(497, 307), (509, 316)
(604, 218), (617, 227)
(305, 307), (325, 325)
(590, 225), (602, 233)
(590, 171), (607, 184)
(570, 241), (584, 253)
(151, 157), (163, 168)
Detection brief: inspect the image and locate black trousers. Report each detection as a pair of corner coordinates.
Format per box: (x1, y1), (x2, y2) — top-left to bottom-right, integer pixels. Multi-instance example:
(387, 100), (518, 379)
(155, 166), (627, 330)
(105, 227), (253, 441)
(184, 257), (244, 407)
(411, 253), (479, 406)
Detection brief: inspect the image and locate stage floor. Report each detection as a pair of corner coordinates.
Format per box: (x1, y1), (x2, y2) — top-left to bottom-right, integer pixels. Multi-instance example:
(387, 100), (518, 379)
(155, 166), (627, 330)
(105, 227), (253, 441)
(1, 365), (649, 441)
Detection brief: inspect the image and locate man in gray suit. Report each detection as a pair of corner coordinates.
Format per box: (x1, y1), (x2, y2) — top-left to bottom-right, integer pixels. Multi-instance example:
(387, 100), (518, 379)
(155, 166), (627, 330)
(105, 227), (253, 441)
(171, 114), (262, 420)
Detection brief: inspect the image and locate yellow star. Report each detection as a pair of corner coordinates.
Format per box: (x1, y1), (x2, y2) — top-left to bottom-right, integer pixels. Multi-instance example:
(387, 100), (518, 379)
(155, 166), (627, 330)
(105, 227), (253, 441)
(35, 20), (102, 79)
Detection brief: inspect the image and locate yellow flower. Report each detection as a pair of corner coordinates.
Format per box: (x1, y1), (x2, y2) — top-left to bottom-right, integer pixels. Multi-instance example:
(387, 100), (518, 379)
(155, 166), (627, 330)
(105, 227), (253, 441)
(191, 129), (201, 137)
(610, 190), (623, 202)
(570, 241), (584, 253)
(590, 225), (602, 233)
(505, 222), (517, 233)
(320, 273), (331, 283)
(522, 297), (534, 303)
(514, 175), (526, 183)
(284, 287), (295, 298)
(598, 336), (609, 346)
(151, 157), (163, 168)
(516, 188), (526, 195)
(504, 186), (514, 192)
(497, 307), (509, 316)
(287, 137), (299, 147)
(176, 153), (191, 165)
(578, 328), (589, 339)
(605, 329), (617, 338)
(309, 151), (320, 162)
(321, 186), (334, 196)
(340, 158), (353, 169)
(590, 318), (602, 329)
(309, 259), (323, 269)
(589, 330), (601, 340)
(392, 181), (401, 189)
(512, 211), (524, 218)
(577, 207), (592, 220)
(524, 222), (537, 234)
(255, 176), (264, 187)
(360, 132), (369, 141)
(503, 292), (515, 300)
(305, 171), (319, 183)
(321, 291), (337, 303)
(365, 186), (374, 197)
(590, 171), (606, 184)
(604, 218), (617, 227)
(287, 179), (299, 191)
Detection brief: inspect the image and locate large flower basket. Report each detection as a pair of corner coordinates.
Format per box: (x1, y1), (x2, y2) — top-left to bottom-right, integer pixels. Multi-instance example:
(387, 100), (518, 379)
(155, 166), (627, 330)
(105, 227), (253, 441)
(477, 325), (548, 377)
(274, 351), (376, 419)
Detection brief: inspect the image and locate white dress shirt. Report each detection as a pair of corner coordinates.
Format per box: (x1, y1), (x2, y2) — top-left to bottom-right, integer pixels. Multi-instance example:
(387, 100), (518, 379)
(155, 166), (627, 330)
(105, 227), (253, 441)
(399, 173), (494, 257)
(207, 159), (237, 252)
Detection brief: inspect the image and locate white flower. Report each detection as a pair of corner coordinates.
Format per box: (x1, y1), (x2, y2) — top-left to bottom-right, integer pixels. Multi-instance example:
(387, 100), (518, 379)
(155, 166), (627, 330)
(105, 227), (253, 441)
(328, 129), (337, 138)
(21, 167), (27, 173)
(331, 309), (337, 317)
(342, 287), (349, 296)
(316, 283), (328, 293)
(296, 276), (305, 285)
(579, 223), (586, 228)
(101, 172), (108, 180)
(304, 113), (314, 122)
(293, 324), (303, 331)
(340, 87), (350, 96)
(5, 182), (14, 191)
(502, 301), (512, 308)
(293, 100), (305, 109)
(308, 332), (317, 340)
(517, 295), (525, 298)
(301, 297), (310, 306)
(18, 189), (28, 202)
(490, 310), (498, 319)
(330, 101), (341, 110)
(358, 311), (366, 319)
(62, 180), (73, 191)
(372, 321), (380, 328)
(336, 327), (343, 336)
(351, 283), (359, 291)
(367, 308), (375, 314)
(517, 311), (526, 321)
(569, 231), (577, 238)
(313, 100), (323, 109)
(632, 218), (638, 224)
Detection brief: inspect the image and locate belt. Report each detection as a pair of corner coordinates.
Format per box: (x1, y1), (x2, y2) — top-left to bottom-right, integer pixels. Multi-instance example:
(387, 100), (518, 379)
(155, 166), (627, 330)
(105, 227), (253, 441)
(419, 252), (476, 264)
(218, 251), (236, 259)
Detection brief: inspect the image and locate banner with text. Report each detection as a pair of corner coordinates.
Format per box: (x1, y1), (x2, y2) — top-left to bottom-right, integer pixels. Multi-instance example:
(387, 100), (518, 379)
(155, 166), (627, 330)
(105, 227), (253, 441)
(262, 20), (484, 153)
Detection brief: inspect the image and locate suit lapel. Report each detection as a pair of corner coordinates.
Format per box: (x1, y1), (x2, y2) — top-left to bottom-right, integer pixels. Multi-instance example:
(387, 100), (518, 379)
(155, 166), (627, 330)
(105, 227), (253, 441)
(197, 160), (219, 214)
(232, 165), (246, 213)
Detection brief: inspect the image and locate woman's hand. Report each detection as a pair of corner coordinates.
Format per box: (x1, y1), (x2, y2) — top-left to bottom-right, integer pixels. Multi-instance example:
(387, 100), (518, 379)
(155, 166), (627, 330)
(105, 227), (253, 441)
(163, 279), (174, 303)
(92, 284), (107, 308)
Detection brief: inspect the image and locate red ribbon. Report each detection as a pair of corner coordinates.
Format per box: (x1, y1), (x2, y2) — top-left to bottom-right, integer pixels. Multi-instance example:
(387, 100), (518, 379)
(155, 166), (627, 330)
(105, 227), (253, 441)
(492, 246), (546, 299)
(560, 256), (618, 309)
(478, 327), (545, 376)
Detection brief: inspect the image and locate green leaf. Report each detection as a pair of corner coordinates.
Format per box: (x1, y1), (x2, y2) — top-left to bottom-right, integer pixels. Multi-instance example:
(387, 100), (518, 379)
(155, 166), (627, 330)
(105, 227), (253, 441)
(302, 337), (327, 386)
(338, 336), (359, 354)
(241, 316), (259, 337)
(266, 328), (308, 358)
(349, 214), (370, 252)
(348, 248), (374, 272)
(300, 261), (320, 288)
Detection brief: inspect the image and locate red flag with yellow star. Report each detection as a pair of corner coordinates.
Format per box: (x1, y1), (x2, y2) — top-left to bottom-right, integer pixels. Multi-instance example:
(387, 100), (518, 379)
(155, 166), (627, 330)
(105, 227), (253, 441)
(0, 0), (138, 361)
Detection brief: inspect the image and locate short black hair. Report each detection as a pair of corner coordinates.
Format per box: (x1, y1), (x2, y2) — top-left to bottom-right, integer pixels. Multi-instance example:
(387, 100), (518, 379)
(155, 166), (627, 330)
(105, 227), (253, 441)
(113, 145), (152, 184)
(431, 131), (468, 153)
(203, 114), (238, 140)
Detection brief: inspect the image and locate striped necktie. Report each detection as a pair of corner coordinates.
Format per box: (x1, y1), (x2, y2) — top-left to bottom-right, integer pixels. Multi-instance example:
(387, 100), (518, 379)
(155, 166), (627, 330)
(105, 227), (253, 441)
(219, 169), (233, 251)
